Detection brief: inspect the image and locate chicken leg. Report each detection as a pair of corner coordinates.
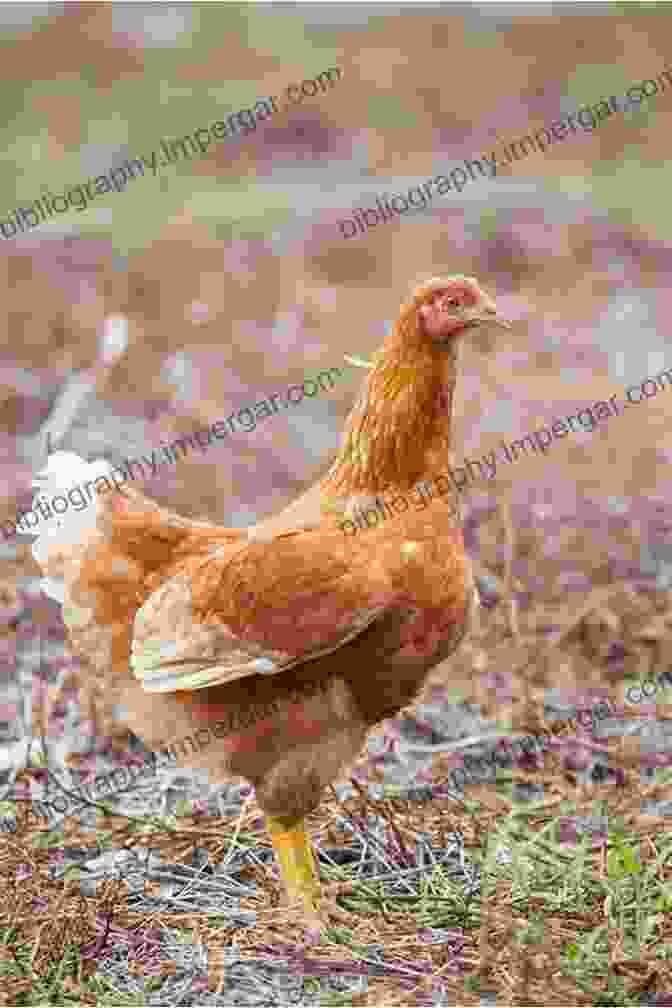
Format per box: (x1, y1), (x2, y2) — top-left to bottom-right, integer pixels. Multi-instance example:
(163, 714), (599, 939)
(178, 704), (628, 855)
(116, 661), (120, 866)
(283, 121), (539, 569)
(266, 813), (321, 916)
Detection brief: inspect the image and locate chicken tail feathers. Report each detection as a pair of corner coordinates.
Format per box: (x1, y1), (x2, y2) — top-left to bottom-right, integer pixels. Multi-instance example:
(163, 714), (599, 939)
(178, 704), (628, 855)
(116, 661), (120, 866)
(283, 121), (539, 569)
(19, 451), (120, 603)
(24, 450), (244, 612)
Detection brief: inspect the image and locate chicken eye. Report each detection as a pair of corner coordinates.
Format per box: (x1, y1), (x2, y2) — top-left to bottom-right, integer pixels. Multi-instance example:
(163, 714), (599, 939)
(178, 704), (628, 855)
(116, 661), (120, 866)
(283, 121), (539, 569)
(432, 294), (460, 308)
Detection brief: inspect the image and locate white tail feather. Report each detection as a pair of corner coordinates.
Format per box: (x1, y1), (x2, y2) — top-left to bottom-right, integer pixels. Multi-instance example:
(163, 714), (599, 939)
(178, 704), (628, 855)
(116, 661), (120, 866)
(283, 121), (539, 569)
(20, 451), (116, 604)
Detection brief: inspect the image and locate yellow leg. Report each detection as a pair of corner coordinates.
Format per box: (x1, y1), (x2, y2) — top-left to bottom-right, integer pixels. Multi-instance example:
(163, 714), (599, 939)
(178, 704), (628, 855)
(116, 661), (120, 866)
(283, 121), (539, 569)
(266, 814), (321, 915)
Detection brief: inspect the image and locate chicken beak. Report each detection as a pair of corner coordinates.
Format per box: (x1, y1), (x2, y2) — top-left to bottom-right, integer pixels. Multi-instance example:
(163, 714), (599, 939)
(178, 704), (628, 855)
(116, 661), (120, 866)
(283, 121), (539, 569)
(471, 306), (512, 330)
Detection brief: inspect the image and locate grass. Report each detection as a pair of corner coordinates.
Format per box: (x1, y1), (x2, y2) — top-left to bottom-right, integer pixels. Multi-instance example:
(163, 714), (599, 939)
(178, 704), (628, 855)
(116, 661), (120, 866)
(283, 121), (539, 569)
(2, 736), (672, 1006)
(5, 478), (672, 1004)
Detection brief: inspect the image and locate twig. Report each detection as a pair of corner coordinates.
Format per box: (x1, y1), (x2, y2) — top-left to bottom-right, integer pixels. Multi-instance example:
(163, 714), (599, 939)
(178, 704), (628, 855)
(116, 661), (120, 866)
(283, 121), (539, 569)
(28, 316), (128, 461)
(36, 766), (173, 831)
(500, 498), (520, 645)
(86, 909), (113, 960)
(220, 793), (254, 870)
(400, 732), (515, 754)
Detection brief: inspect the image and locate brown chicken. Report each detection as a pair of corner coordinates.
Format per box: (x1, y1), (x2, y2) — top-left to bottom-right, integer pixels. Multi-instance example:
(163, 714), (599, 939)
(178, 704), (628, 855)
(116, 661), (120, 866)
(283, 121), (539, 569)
(28, 276), (511, 928)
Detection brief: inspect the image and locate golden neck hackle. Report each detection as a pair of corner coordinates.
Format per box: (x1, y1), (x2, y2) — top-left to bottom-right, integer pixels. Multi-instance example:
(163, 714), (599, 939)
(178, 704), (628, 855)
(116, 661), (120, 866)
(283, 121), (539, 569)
(321, 297), (461, 498)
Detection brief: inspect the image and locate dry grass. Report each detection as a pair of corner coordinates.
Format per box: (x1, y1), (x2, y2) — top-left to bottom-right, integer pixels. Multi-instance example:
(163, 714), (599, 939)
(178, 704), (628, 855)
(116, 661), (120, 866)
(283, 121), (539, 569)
(2, 750), (672, 1005)
(3, 504), (672, 1004)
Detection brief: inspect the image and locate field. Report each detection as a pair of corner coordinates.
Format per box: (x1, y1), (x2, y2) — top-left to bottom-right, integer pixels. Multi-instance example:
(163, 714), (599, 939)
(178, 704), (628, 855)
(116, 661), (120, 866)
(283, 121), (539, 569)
(2, 3), (672, 1004)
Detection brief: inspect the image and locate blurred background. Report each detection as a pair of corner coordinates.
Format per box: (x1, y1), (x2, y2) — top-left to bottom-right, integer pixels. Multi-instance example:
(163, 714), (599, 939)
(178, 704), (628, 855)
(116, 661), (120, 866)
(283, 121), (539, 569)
(2, 1), (672, 796)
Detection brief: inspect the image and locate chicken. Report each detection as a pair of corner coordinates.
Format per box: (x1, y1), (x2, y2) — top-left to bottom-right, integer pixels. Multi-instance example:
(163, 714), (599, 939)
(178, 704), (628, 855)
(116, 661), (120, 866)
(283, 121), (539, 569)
(24, 275), (511, 929)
